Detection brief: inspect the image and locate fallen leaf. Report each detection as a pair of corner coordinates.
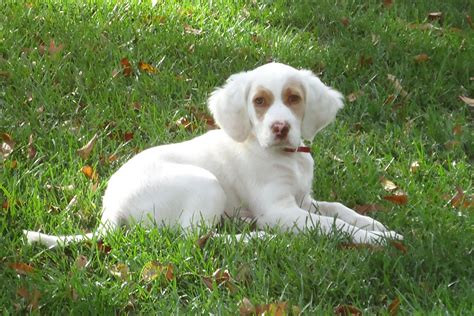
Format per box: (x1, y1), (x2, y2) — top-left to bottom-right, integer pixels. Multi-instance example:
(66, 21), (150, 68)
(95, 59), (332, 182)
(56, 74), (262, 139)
(16, 287), (41, 310)
(384, 94), (396, 105)
(184, 24), (202, 35)
(353, 204), (386, 214)
(235, 263), (252, 284)
(2, 199), (9, 210)
(9, 262), (34, 275)
(383, 194), (408, 205)
(452, 125), (462, 136)
(338, 243), (384, 251)
(459, 95), (474, 107)
(110, 263), (130, 280)
(123, 131), (134, 142)
(381, 177), (398, 191)
(176, 116), (193, 131)
(428, 12), (443, 23)
(108, 154), (119, 163)
(334, 304), (362, 315)
(120, 58), (133, 77)
(359, 55), (373, 67)
(239, 297), (255, 316)
(449, 186), (464, 208)
(388, 297), (401, 316)
(138, 61), (158, 74)
(131, 102), (141, 111)
(387, 74), (408, 97)
(26, 134), (36, 160)
(414, 53), (429, 63)
(77, 133), (98, 160)
(409, 161), (420, 173)
(96, 240), (112, 254)
(347, 91), (364, 103)
(48, 39), (64, 55)
(341, 17), (350, 27)
(383, 0), (393, 8)
(444, 140), (460, 149)
(75, 255), (88, 270)
(1, 133), (15, 158)
(390, 241), (408, 254)
(81, 165), (98, 181)
(196, 231), (214, 249)
(9, 159), (18, 169)
(141, 261), (174, 282)
(467, 15), (473, 28)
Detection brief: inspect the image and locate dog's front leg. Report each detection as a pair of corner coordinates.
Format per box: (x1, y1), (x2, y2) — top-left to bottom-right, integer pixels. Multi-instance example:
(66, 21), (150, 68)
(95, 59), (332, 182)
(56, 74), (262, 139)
(257, 197), (397, 244)
(305, 200), (388, 232)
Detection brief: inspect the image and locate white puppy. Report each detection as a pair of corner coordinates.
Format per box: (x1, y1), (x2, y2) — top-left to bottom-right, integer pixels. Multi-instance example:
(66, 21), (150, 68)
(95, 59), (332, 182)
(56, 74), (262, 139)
(24, 63), (402, 247)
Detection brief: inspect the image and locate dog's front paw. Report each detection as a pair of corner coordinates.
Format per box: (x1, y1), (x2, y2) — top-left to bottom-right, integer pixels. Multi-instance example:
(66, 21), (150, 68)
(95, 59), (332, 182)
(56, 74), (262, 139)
(352, 230), (403, 244)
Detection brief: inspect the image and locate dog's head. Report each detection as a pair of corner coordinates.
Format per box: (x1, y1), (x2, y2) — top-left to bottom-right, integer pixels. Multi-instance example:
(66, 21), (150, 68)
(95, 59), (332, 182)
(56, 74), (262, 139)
(208, 63), (344, 148)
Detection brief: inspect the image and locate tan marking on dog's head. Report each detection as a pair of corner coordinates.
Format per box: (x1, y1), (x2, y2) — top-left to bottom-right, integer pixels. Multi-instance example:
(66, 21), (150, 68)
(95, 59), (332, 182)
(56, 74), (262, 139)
(252, 87), (274, 120)
(282, 80), (305, 119)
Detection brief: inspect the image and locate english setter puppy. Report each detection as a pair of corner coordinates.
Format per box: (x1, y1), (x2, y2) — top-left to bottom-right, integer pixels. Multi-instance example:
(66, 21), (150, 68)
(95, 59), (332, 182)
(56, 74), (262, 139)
(25, 63), (402, 247)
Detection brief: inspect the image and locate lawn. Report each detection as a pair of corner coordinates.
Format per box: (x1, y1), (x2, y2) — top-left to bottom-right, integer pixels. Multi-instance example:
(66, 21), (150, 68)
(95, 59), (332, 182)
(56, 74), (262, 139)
(1, 0), (473, 314)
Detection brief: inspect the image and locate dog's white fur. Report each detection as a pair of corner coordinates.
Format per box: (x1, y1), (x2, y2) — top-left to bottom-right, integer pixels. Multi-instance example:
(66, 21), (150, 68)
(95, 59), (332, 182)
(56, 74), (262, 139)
(24, 63), (402, 247)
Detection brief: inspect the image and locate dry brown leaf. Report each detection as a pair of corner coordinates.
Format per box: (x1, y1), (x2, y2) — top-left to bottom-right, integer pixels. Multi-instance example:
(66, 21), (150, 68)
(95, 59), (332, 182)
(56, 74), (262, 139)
(428, 12), (443, 23)
(120, 58), (133, 77)
(17, 287), (41, 310)
(467, 15), (473, 28)
(131, 102), (141, 111)
(2, 199), (9, 210)
(77, 133), (98, 160)
(9, 262), (34, 275)
(347, 91), (364, 103)
(353, 204), (386, 214)
(96, 240), (112, 254)
(341, 17), (350, 27)
(390, 241), (408, 254)
(381, 177), (398, 191)
(184, 24), (202, 35)
(123, 131), (134, 142)
(449, 186), (465, 208)
(383, 0), (393, 8)
(138, 61), (158, 74)
(383, 194), (408, 205)
(388, 297), (401, 316)
(414, 53), (429, 63)
(27, 134), (36, 160)
(196, 231), (214, 249)
(359, 55), (373, 67)
(48, 39), (64, 55)
(334, 304), (362, 315)
(1, 133), (15, 158)
(387, 74), (408, 97)
(338, 243), (384, 252)
(75, 255), (88, 270)
(452, 124), (462, 136)
(239, 297), (255, 316)
(459, 95), (474, 107)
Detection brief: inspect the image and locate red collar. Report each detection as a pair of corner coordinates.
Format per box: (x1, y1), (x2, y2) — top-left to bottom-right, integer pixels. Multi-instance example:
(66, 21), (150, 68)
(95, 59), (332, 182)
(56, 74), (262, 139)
(283, 146), (311, 153)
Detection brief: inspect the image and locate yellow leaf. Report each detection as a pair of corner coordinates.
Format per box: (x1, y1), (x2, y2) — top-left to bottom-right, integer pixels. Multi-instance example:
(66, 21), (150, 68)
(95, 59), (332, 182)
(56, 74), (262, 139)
(138, 61), (158, 74)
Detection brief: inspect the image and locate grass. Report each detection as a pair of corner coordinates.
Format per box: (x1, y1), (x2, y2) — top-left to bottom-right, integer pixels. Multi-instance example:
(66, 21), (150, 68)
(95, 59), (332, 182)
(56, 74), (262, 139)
(1, 0), (473, 314)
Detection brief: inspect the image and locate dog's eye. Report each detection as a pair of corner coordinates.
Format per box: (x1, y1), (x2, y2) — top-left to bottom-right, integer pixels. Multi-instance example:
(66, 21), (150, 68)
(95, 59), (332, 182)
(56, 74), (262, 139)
(288, 94), (301, 103)
(254, 97), (265, 106)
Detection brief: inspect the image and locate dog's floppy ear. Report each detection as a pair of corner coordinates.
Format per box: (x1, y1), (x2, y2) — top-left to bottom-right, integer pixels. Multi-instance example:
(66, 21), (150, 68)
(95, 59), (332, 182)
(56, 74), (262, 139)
(299, 70), (344, 140)
(208, 72), (251, 142)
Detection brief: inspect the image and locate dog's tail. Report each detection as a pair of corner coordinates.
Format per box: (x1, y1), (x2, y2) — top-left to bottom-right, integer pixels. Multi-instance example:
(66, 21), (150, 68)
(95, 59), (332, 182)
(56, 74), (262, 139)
(23, 230), (95, 248)
(23, 219), (118, 248)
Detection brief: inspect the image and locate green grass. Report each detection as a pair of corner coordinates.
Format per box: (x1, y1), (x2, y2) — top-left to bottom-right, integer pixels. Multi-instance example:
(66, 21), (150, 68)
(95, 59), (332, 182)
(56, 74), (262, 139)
(1, 0), (473, 314)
